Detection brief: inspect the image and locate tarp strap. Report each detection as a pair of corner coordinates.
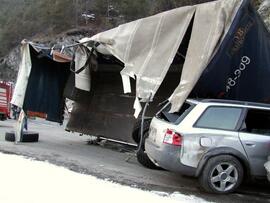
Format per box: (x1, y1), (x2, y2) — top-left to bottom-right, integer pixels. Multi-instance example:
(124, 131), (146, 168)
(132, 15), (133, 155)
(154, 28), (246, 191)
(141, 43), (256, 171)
(70, 43), (98, 74)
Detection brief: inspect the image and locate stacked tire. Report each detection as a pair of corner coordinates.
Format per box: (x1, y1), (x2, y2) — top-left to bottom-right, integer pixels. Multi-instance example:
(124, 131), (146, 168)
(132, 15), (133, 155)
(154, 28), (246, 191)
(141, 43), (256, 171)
(5, 131), (39, 142)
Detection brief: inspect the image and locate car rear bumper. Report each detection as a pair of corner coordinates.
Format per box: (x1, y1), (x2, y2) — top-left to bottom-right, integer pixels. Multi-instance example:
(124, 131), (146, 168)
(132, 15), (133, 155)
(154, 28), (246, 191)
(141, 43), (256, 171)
(145, 137), (196, 176)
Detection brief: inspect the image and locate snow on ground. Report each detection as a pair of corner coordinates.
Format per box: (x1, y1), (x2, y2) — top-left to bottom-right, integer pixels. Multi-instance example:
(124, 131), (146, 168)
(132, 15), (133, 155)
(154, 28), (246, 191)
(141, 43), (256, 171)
(0, 152), (209, 203)
(265, 157), (270, 181)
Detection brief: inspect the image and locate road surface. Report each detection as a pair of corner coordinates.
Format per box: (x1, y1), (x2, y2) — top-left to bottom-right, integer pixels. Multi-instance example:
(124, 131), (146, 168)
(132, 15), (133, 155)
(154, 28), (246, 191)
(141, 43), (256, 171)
(0, 119), (269, 203)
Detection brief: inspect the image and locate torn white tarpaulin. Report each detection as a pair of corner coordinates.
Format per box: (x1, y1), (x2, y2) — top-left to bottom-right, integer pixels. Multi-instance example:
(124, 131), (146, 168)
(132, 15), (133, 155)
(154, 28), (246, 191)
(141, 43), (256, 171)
(121, 74), (132, 94)
(169, 0), (242, 112)
(133, 97), (142, 118)
(77, 0), (243, 115)
(74, 46), (91, 91)
(79, 6), (195, 117)
(11, 44), (32, 107)
(265, 157), (270, 182)
(89, 6), (195, 103)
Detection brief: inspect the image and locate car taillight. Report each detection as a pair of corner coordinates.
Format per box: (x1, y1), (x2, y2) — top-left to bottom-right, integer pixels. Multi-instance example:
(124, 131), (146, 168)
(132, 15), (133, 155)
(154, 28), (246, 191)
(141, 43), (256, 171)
(163, 129), (182, 146)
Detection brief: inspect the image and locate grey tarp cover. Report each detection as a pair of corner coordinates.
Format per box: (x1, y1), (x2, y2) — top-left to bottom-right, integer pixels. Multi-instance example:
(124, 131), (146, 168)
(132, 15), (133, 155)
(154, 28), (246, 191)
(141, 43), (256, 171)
(77, 0), (242, 114)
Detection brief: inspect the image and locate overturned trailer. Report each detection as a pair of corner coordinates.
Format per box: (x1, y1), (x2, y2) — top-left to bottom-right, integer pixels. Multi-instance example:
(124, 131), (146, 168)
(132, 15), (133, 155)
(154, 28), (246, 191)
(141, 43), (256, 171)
(12, 0), (270, 145)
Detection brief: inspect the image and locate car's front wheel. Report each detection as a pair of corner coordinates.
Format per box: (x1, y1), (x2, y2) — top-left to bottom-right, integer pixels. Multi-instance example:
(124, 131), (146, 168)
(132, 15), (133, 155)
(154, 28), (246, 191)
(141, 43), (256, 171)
(199, 155), (243, 194)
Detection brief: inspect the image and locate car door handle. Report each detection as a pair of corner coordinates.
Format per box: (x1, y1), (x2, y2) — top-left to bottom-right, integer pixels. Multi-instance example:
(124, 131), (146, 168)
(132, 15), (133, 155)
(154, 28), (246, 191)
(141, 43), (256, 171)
(245, 142), (256, 147)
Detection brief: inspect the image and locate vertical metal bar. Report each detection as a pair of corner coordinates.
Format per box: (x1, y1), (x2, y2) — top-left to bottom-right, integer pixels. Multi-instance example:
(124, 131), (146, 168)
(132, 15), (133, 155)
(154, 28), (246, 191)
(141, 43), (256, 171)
(137, 94), (152, 152)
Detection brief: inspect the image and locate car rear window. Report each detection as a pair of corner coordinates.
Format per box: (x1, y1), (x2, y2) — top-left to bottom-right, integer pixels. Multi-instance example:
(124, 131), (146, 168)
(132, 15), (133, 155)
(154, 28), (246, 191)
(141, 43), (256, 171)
(156, 102), (195, 124)
(195, 106), (242, 130)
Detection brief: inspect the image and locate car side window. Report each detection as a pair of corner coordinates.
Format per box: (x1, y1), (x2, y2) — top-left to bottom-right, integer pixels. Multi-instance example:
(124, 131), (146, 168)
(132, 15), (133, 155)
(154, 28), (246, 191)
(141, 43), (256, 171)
(195, 106), (242, 130)
(242, 109), (270, 135)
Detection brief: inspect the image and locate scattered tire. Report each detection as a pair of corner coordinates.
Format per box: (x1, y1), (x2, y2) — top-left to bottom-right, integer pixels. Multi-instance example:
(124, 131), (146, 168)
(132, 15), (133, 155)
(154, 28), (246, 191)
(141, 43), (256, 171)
(199, 155), (243, 194)
(5, 131), (39, 142)
(5, 132), (16, 142)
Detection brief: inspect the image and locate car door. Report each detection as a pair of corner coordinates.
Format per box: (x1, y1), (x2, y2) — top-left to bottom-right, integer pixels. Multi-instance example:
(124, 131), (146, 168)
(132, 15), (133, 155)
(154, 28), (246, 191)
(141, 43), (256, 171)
(239, 108), (270, 176)
(180, 106), (245, 168)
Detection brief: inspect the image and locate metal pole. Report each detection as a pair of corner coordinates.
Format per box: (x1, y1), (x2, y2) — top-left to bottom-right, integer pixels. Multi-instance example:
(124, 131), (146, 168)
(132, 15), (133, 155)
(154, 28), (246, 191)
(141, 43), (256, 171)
(136, 94), (152, 153)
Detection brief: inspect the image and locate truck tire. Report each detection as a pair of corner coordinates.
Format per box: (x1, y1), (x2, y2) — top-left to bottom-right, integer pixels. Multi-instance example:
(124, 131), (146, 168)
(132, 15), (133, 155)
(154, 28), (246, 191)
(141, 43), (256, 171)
(132, 118), (152, 144)
(0, 114), (7, 121)
(5, 132), (16, 142)
(132, 119), (161, 170)
(199, 155), (243, 194)
(5, 131), (39, 142)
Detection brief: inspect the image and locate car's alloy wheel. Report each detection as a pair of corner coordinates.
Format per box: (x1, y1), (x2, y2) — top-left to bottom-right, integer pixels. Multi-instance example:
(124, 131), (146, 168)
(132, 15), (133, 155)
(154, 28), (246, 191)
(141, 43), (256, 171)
(210, 162), (238, 192)
(199, 155), (243, 194)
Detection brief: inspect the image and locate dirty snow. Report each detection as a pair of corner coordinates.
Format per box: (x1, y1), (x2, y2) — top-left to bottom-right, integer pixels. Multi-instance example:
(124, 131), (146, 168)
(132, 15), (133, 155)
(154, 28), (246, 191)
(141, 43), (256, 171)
(0, 152), (209, 203)
(265, 157), (270, 182)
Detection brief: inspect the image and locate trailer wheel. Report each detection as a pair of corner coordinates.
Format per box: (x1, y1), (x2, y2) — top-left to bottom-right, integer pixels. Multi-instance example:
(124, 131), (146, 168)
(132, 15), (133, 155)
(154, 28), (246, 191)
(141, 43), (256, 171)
(5, 131), (39, 142)
(132, 119), (162, 170)
(132, 118), (152, 144)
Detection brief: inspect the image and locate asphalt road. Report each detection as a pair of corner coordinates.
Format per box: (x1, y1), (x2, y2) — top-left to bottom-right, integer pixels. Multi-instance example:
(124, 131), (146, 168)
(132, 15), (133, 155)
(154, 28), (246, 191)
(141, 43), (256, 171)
(0, 119), (269, 203)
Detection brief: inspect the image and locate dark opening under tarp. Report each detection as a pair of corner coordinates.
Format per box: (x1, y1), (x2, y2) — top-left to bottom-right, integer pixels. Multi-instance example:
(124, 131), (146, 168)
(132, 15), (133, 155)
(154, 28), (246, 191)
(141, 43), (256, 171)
(23, 46), (70, 123)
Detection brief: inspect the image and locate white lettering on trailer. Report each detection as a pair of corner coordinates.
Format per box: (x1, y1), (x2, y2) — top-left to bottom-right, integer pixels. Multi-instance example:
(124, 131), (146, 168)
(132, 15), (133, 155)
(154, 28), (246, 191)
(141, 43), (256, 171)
(226, 56), (251, 93)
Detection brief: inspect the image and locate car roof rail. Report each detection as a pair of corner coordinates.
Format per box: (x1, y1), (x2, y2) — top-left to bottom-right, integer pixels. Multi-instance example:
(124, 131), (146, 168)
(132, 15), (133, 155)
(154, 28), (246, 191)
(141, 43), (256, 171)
(199, 99), (270, 108)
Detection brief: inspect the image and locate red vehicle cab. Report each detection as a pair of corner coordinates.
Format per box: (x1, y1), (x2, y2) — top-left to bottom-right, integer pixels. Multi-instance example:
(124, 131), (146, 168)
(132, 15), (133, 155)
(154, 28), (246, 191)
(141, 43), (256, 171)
(0, 81), (13, 120)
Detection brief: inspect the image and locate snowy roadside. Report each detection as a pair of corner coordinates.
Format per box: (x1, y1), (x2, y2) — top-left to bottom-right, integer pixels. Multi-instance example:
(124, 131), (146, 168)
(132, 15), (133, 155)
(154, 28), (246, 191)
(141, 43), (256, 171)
(265, 157), (270, 182)
(0, 152), (210, 203)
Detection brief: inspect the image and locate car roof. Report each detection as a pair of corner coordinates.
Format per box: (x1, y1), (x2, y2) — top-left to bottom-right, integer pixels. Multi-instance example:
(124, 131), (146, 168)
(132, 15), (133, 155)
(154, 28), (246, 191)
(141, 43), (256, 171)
(187, 99), (270, 110)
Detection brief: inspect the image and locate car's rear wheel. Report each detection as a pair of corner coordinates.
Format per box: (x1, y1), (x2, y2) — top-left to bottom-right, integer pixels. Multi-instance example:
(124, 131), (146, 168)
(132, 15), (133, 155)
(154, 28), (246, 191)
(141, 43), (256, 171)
(136, 131), (161, 169)
(199, 155), (243, 194)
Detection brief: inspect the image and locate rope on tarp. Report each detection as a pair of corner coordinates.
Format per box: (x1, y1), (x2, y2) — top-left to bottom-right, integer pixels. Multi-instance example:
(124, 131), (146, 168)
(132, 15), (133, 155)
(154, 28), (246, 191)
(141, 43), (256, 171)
(23, 38), (96, 53)
(69, 41), (99, 74)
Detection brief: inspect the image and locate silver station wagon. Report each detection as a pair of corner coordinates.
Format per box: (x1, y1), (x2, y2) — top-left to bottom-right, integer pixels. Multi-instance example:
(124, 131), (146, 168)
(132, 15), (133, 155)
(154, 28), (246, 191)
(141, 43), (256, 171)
(145, 99), (270, 194)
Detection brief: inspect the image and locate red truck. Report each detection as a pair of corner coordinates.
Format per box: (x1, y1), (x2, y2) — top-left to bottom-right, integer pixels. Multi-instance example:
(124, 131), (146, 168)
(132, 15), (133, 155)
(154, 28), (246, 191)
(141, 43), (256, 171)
(0, 81), (13, 120)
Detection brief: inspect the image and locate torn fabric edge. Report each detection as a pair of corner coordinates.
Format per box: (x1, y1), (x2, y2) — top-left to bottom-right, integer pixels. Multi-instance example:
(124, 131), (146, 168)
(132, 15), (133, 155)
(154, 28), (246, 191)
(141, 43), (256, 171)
(121, 75), (131, 94)
(76, 0), (244, 117)
(133, 97), (142, 118)
(87, 6), (195, 116)
(74, 46), (91, 91)
(120, 7), (196, 102)
(11, 44), (32, 108)
(168, 0), (243, 113)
